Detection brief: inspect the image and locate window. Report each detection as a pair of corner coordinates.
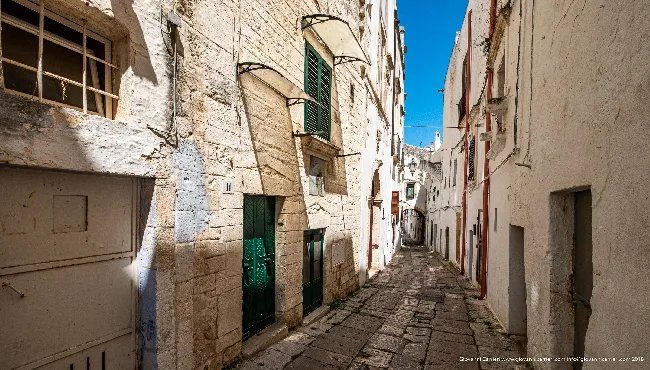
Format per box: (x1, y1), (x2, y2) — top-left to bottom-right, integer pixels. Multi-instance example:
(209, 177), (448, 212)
(457, 53), (467, 125)
(0, 0), (116, 118)
(453, 159), (457, 187)
(304, 42), (331, 141)
(406, 183), (414, 200)
(309, 156), (326, 196)
(468, 137), (476, 181)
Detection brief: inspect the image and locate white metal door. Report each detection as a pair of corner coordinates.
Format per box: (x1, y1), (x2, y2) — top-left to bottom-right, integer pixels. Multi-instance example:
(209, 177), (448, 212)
(0, 167), (136, 369)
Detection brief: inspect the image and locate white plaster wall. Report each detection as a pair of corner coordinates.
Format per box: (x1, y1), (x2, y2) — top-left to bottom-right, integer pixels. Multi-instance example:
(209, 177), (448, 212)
(429, 0), (650, 365)
(509, 0), (650, 365)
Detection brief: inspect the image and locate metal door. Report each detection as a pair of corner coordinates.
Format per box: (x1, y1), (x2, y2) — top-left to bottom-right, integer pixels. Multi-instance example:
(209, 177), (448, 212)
(302, 229), (323, 317)
(242, 196), (275, 340)
(445, 227), (450, 259)
(0, 167), (136, 369)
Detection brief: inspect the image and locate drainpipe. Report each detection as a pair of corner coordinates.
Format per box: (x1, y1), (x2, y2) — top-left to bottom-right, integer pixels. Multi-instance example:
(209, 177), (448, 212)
(460, 10), (471, 275)
(479, 0), (497, 300)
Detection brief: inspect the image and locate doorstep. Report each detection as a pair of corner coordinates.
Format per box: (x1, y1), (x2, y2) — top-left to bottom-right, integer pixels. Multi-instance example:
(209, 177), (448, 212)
(241, 322), (288, 359)
(302, 305), (330, 327)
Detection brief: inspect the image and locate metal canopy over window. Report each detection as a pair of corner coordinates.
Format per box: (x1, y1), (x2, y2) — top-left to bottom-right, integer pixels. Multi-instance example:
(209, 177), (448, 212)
(301, 14), (370, 66)
(238, 62), (317, 106)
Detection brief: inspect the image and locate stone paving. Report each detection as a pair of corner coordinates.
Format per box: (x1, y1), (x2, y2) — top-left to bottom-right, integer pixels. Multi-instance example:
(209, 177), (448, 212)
(235, 246), (529, 370)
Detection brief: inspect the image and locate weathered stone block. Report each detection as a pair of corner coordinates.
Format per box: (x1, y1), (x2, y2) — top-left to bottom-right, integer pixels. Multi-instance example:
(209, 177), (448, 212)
(218, 288), (242, 337)
(194, 274), (216, 294)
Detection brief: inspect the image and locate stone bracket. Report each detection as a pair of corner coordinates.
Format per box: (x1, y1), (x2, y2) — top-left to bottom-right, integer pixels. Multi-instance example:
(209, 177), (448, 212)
(299, 135), (341, 161)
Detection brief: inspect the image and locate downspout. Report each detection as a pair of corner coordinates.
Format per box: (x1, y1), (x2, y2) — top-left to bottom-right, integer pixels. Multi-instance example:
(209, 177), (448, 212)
(460, 10), (471, 275)
(479, 0), (497, 300)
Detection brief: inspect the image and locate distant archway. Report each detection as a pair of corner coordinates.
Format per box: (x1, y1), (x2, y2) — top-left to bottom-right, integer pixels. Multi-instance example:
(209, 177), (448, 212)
(403, 208), (425, 245)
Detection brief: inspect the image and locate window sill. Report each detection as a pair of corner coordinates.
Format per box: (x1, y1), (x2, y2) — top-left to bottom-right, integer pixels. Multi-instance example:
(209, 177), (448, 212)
(299, 135), (341, 162)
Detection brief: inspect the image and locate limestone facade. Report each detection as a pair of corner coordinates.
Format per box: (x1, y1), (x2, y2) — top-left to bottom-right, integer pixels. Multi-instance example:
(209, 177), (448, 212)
(0, 0), (405, 369)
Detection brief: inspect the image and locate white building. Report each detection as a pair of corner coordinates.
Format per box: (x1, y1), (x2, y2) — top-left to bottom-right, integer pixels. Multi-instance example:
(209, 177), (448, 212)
(358, 0), (407, 281)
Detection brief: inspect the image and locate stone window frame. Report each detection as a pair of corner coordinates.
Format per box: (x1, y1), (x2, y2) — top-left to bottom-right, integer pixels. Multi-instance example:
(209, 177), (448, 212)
(308, 155), (326, 197)
(0, 0), (118, 118)
(406, 182), (415, 200)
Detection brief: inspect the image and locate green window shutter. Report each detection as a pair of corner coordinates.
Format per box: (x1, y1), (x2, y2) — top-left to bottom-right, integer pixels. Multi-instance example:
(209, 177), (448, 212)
(305, 45), (320, 135)
(319, 60), (332, 141)
(304, 42), (332, 141)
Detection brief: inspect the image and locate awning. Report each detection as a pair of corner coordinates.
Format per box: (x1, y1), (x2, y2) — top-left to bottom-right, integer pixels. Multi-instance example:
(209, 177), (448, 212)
(301, 14), (370, 66)
(238, 62), (317, 106)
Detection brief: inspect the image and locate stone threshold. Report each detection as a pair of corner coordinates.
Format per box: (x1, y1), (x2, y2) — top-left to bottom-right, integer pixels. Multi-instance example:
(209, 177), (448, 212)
(241, 322), (288, 359)
(302, 305), (331, 327)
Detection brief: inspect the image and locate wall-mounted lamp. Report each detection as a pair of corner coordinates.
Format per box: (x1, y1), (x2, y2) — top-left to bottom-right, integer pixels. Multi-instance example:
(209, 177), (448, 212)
(408, 158), (417, 175)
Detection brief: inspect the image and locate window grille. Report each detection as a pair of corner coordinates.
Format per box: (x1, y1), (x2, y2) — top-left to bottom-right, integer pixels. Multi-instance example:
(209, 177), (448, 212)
(468, 137), (476, 181)
(0, 0), (117, 118)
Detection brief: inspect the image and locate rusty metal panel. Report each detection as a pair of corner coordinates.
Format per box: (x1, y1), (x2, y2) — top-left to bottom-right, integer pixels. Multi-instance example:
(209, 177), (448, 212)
(1, 258), (134, 369)
(0, 167), (134, 269)
(0, 167), (136, 369)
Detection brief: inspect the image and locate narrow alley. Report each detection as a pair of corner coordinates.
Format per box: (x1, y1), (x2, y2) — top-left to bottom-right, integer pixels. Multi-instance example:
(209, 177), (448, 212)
(1, 0), (649, 367)
(237, 246), (526, 370)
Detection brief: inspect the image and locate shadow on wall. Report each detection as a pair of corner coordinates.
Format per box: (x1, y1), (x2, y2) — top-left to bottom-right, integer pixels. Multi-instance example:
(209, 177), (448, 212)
(239, 73), (310, 328)
(239, 74), (299, 196)
(326, 71), (349, 195)
(108, 0), (158, 84)
(137, 179), (157, 369)
(414, 183), (427, 210)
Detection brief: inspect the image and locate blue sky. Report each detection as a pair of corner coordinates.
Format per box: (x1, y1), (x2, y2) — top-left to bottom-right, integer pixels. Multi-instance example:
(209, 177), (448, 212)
(399, 0), (467, 147)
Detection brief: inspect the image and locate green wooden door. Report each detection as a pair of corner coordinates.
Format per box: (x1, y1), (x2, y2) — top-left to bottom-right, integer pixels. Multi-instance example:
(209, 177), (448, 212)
(302, 229), (324, 317)
(242, 196), (275, 340)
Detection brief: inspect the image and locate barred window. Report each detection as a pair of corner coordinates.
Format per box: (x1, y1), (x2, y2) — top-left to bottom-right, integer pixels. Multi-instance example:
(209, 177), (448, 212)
(0, 0), (117, 118)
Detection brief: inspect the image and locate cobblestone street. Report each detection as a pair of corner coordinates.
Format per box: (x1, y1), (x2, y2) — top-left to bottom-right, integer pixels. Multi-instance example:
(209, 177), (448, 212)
(237, 246), (528, 370)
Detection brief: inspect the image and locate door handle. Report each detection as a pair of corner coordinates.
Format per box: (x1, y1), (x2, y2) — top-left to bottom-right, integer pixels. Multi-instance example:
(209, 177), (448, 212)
(242, 263), (251, 285)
